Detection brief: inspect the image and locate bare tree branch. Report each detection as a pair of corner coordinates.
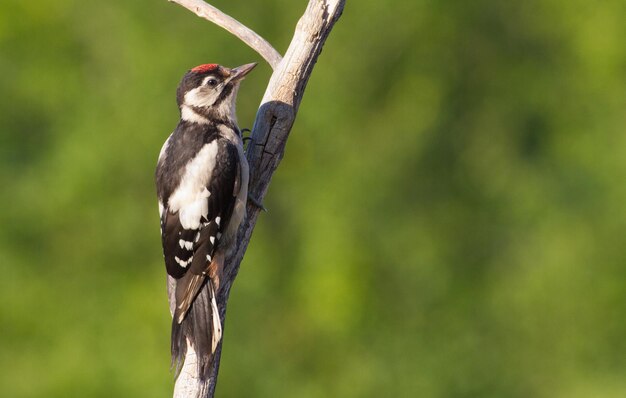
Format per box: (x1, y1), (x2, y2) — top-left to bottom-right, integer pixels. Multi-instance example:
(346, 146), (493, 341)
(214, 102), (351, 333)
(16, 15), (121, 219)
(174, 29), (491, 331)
(169, 1), (346, 397)
(169, 0), (283, 69)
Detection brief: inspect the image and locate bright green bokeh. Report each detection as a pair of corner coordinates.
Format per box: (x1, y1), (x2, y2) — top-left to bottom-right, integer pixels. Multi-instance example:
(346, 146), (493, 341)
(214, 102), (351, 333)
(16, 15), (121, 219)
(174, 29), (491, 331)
(1, 0), (625, 397)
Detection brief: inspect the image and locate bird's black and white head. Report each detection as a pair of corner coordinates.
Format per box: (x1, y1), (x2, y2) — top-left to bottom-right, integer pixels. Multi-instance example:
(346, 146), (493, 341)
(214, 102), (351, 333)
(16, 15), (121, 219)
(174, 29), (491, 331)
(176, 63), (257, 125)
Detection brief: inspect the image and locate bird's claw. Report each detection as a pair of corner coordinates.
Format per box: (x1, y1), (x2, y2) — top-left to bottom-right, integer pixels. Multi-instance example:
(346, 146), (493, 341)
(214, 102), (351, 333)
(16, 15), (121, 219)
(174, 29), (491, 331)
(241, 129), (254, 151)
(248, 194), (267, 212)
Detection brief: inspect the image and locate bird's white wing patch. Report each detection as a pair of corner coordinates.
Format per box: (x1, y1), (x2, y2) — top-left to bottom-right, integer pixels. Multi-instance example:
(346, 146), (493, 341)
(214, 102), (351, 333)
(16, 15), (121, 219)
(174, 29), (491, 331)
(168, 142), (218, 229)
(179, 197), (209, 230)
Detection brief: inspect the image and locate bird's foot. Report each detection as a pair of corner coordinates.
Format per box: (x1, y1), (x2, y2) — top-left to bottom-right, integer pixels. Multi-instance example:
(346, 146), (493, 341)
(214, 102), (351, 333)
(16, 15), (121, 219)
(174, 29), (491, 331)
(241, 128), (252, 142)
(248, 193), (267, 212)
(242, 129), (254, 151)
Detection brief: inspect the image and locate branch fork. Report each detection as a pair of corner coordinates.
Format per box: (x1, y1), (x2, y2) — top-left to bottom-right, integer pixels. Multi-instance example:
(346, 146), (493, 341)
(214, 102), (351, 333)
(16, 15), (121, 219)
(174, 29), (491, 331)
(169, 0), (283, 70)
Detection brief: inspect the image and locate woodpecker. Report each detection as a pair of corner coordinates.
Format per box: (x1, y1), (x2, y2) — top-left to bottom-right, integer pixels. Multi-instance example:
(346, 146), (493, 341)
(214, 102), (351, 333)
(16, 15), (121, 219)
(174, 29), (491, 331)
(155, 62), (256, 379)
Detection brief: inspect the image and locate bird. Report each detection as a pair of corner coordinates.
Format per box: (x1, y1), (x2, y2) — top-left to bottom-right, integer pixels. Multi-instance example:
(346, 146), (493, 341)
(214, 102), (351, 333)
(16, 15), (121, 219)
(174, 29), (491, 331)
(155, 62), (256, 380)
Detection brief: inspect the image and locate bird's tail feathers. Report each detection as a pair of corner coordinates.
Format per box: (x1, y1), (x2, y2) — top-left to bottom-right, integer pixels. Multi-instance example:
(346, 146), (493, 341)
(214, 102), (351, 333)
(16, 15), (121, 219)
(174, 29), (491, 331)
(209, 281), (222, 353)
(171, 279), (222, 381)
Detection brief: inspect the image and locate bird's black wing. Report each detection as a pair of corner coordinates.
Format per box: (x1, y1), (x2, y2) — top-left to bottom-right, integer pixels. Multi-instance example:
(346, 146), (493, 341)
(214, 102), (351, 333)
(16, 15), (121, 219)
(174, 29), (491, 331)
(160, 139), (239, 321)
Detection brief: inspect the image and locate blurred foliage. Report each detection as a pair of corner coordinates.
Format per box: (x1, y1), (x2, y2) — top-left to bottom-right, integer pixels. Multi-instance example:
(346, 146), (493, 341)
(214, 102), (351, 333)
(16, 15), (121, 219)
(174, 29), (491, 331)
(1, 0), (625, 397)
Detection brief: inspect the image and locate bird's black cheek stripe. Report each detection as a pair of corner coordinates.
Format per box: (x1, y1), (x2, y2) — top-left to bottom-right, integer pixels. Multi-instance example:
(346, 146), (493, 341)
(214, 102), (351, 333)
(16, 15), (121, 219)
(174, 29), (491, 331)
(214, 83), (233, 107)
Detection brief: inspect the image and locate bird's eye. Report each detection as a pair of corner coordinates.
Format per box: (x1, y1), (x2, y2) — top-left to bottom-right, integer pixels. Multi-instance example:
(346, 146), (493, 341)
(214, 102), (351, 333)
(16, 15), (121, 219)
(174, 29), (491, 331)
(206, 78), (218, 87)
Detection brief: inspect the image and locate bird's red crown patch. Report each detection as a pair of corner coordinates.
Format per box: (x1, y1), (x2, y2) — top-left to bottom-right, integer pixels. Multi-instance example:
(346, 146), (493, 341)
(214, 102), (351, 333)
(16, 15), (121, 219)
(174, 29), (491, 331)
(191, 64), (219, 73)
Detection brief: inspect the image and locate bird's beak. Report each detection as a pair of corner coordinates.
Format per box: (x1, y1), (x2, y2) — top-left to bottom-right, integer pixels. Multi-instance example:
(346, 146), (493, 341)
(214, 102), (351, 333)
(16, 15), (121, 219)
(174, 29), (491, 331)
(230, 63), (257, 81)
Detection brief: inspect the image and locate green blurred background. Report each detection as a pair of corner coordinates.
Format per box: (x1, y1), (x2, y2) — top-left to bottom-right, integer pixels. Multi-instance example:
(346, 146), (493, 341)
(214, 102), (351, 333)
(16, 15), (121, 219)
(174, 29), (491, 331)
(1, 0), (625, 397)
